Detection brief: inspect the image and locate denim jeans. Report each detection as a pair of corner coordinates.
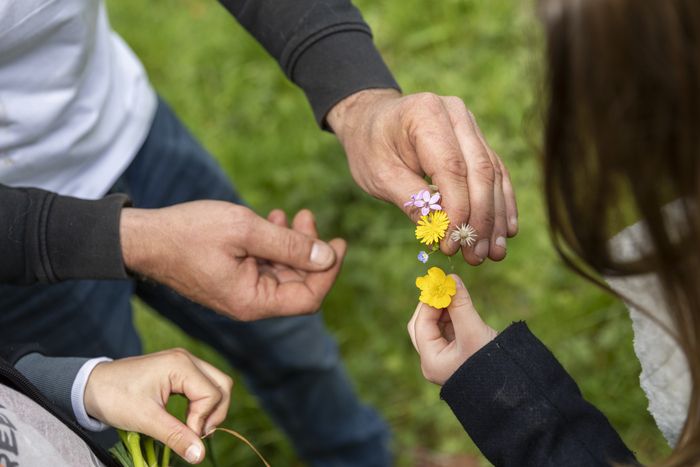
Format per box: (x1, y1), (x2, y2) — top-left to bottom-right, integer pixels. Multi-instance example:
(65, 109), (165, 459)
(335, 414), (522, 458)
(0, 98), (391, 466)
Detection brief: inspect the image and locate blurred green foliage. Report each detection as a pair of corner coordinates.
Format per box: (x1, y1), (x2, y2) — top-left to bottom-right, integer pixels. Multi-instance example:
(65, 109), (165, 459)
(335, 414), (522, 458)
(107, 0), (670, 465)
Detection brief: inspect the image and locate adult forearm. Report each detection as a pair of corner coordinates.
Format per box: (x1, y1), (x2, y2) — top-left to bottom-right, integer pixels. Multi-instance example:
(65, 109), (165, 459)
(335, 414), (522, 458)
(0, 184), (129, 284)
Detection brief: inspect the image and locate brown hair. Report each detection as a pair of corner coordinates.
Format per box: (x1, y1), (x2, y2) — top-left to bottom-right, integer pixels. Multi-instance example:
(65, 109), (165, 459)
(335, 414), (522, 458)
(541, 0), (700, 464)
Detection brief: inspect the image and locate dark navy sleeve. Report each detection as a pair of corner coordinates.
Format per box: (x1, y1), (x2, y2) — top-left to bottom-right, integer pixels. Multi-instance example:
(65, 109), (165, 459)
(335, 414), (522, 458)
(217, 0), (400, 127)
(440, 322), (638, 467)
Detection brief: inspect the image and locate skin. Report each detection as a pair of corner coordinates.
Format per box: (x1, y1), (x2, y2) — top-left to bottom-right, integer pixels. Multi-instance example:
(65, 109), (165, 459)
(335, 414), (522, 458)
(120, 201), (346, 321)
(327, 89), (518, 265)
(84, 349), (233, 464)
(118, 89), (518, 322)
(407, 274), (497, 385)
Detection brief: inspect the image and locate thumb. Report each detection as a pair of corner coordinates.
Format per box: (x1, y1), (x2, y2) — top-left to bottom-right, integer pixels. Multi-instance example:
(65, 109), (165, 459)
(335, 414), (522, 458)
(447, 275), (497, 352)
(143, 407), (206, 464)
(243, 214), (337, 271)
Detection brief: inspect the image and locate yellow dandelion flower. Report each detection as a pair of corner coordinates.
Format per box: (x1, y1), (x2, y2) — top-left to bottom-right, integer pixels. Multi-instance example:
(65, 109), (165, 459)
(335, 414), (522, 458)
(415, 210), (450, 245)
(415, 267), (457, 309)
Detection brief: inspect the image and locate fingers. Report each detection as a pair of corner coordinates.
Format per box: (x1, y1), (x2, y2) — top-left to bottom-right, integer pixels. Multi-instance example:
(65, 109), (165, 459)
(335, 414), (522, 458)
(243, 213), (336, 271)
(408, 94), (471, 255)
(167, 353), (226, 440)
(142, 407), (206, 464)
(267, 209), (288, 227)
(188, 356), (233, 434)
(445, 275), (497, 350)
(291, 209), (320, 238)
(440, 97), (497, 265)
(499, 158), (519, 237)
(413, 301), (450, 357)
(407, 302), (422, 352)
(388, 169), (435, 223)
(252, 238), (348, 317)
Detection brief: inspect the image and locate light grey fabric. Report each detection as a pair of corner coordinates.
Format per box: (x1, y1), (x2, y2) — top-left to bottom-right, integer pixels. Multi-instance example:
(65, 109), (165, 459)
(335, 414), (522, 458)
(0, 384), (105, 466)
(15, 353), (88, 421)
(606, 205), (690, 447)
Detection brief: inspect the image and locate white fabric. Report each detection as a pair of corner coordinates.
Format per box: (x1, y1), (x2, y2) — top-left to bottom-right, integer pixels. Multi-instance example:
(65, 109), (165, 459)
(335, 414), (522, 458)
(0, 0), (156, 199)
(606, 205), (691, 447)
(71, 357), (112, 432)
(0, 384), (106, 466)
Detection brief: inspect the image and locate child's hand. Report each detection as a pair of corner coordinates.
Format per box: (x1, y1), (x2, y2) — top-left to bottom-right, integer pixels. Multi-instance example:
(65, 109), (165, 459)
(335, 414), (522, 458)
(407, 274), (497, 385)
(84, 349), (233, 464)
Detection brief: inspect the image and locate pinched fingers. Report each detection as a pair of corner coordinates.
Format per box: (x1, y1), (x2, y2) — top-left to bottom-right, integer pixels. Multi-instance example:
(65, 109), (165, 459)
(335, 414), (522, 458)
(188, 356), (233, 435)
(440, 97), (499, 265)
(247, 238), (348, 318)
(403, 93), (470, 255)
(244, 211), (336, 271)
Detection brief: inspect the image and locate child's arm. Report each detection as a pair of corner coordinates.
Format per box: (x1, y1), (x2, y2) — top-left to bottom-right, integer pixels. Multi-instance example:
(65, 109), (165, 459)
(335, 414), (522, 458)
(408, 275), (637, 466)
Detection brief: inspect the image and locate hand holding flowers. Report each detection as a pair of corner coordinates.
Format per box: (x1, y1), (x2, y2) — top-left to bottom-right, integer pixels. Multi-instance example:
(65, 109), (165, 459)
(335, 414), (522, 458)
(85, 349), (233, 464)
(407, 275), (497, 386)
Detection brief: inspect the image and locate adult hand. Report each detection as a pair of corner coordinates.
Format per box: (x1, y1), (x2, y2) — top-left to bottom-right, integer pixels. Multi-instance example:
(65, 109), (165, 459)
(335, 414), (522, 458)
(407, 274), (497, 385)
(84, 349), (233, 464)
(120, 201), (346, 321)
(327, 89), (518, 265)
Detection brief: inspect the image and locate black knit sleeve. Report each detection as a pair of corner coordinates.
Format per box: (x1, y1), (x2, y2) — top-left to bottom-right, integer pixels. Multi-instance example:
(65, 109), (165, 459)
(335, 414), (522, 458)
(217, 0), (400, 127)
(0, 184), (130, 284)
(440, 322), (638, 467)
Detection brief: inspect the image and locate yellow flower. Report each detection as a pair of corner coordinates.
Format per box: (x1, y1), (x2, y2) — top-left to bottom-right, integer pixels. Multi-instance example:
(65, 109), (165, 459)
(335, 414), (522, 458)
(415, 210), (450, 245)
(415, 267), (457, 309)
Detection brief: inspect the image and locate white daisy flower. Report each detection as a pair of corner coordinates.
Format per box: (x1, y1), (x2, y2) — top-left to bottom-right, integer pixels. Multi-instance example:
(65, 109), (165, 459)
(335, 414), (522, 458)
(449, 223), (477, 247)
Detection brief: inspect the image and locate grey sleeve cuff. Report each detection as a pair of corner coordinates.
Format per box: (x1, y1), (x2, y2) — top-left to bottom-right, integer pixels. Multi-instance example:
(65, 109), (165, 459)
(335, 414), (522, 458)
(15, 353), (111, 431)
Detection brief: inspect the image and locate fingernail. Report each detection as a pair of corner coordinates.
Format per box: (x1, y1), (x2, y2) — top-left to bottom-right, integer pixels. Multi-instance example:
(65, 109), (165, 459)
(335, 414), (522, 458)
(453, 275), (464, 289)
(509, 216), (518, 229)
(415, 302), (422, 313)
(474, 239), (489, 259)
(185, 444), (202, 463)
(205, 426), (217, 437)
(495, 236), (507, 250)
(310, 242), (334, 266)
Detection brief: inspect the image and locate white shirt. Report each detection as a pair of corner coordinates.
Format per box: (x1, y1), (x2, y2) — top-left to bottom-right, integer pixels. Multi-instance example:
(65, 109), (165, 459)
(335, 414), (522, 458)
(0, 0), (156, 199)
(606, 202), (691, 447)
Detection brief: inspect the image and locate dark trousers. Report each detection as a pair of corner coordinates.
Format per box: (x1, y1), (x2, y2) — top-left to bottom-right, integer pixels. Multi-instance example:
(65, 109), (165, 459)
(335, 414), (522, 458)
(0, 98), (390, 466)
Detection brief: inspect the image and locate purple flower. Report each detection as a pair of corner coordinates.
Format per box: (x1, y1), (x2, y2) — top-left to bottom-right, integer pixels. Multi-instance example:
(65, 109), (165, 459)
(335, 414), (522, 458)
(404, 190), (442, 216)
(417, 251), (429, 263)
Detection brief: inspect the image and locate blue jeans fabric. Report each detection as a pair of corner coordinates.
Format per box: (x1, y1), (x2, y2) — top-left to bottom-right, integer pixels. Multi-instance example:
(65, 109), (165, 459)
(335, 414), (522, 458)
(0, 98), (390, 466)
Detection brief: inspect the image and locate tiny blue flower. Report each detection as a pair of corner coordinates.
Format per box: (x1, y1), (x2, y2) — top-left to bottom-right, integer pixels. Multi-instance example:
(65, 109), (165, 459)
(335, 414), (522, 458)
(417, 251), (429, 264)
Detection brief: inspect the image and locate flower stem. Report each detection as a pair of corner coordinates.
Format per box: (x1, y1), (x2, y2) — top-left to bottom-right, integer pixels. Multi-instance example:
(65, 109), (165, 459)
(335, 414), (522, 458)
(160, 446), (171, 467)
(126, 432), (146, 467)
(144, 438), (157, 467)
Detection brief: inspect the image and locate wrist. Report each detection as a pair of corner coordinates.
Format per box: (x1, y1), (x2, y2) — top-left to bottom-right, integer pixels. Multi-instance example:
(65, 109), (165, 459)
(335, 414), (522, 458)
(327, 88), (401, 142)
(120, 208), (159, 276)
(76, 358), (112, 431)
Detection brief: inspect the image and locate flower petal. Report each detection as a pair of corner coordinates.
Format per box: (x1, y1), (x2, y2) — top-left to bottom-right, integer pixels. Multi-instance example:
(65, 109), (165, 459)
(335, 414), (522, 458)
(421, 206), (430, 216)
(430, 193), (441, 204)
(432, 294), (452, 309)
(430, 203), (442, 211)
(427, 267), (446, 280)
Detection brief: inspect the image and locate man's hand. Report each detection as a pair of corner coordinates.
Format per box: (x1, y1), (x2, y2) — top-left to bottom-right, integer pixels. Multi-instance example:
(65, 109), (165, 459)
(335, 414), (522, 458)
(120, 201), (346, 321)
(84, 348), (233, 464)
(327, 89), (518, 265)
(407, 275), (497, 386)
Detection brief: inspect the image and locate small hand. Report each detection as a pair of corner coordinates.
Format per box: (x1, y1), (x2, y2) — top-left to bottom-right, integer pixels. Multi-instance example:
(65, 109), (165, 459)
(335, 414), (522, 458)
(120, 201), (346, 321)
(328, 89), (518, 265)
(84, 349), (233, 464)
(407, 274), (497, 385)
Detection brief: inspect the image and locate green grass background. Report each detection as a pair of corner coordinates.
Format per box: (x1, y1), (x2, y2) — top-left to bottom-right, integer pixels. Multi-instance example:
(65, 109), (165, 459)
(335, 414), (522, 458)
(106, 0), (670, 465)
